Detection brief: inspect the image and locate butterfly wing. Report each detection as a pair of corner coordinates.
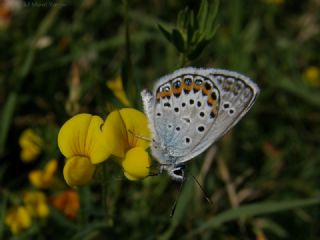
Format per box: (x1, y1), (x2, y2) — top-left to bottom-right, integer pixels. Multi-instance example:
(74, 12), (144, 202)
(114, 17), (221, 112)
(141, 67), (259, 165)
(177, 68), (259, 163)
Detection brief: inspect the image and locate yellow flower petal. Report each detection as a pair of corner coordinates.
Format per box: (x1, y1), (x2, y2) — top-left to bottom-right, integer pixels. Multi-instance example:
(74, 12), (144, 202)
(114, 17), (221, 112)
(17, 206), (32, 229)
(119, 108), (151, 150)
(20, 146), (41, 162)
(122, 147), (151, 181)
(102, 110), (128, 158)
(28, 170), (43, 188)
(37, 202), (49, 218)
(45, 159), (58, 175)
(5, 206), (32, 234)
(28, 159), (58, 189)
(63, 156), (96, 187)
(58, 113), (111, 164)
(304, 66), (320, 87)
(102, 108), (150, 159)
(106, 76), (130, 106)
(24, 191), (49, 218)
(19, 129), (42, 162)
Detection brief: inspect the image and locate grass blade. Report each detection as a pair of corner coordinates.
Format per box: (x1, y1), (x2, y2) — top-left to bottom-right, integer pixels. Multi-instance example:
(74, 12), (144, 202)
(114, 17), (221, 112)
(186, 197), (320, 237)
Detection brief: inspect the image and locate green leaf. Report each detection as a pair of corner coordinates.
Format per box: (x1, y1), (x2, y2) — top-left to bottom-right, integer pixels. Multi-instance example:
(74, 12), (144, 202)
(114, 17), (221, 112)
(177, 7), (187, 30)
(71, 222), (109, 240)
(172, 29), (185, 53)
(207, 23), (219, 39)
(0, 92), (18, 157)
(188, 39), (209, 60)
(197, 0), (208, 31)
(159, 166), (197, 240)
(205, 0), (219, 36)
(0, 198), (7, 239)
(277, 78), (320, 108)
(260, 219), (288, 238)
(49, 206), (78, 231)
(186, 197), (320, 237)
(158, 24), (173, 43)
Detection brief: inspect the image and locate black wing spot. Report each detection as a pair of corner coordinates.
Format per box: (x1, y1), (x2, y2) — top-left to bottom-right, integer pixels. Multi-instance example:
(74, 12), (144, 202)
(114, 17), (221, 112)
(189, 99), (194, 105)
(211, 91), (217, 100)
(229, 109), (235, 115)
(197, 101), (202, 107)
(184, 77), (192, 86)
(204, 82), (211, 90)
(173, 80), (181, 88)
(174, 107), (179, 112)
(185, 137), (190, 144)
(168, 124), (172, 128)
(164, 102), (171, 108)
(175, 127), (181, 131)
(195, 79), (202, 85)
(157, 112), (161, 116)
(182, 102), (186, 107)
(223, 103), (230, 109)
(183, 118), (191, 123)
(198, 126), (205, 132)
(210, 112), (216, 118)
(199, 112), (205, 117)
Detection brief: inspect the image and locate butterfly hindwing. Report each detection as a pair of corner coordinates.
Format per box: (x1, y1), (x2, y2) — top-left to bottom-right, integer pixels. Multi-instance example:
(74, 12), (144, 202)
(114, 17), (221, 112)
(141, 67), (259, 165)
(177, 68), (259, 163)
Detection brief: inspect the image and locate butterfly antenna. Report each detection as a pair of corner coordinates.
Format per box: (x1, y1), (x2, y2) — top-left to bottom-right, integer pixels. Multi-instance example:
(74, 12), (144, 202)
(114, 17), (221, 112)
(192, 174), (212, 204)
(128, 129), (151, 142)
(170, 179), (185, 217)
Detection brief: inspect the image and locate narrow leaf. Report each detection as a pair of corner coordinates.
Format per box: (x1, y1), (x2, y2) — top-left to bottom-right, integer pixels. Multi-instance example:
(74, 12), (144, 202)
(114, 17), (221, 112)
(172, 29), (185, 53)
(158, 24), (173, 43)
(197, 0), (208, 31)
(187, 198), (320, 237)
(205, 0), (219, 36)
(188, 39), (209, 60)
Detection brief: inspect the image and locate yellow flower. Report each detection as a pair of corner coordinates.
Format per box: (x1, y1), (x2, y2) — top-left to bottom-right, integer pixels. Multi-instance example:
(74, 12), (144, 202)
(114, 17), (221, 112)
(101, 108), (151, 180)
(122, 147), (151, 181)
(23, 191), (49, 218)
(303, 66), (320, 87)
(58, 114), (111, 187)
(29, 159), (58, 189)
(106, 76), (130, 106)
(19, 129), (42, 162)
(51, 190), (80, 220)
(101, 108), (150, 159)
(5, 206), (32, 234)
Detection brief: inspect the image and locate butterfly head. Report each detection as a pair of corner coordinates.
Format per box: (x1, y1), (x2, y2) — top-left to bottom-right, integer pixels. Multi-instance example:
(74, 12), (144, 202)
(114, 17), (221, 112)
(161, 164), (185, 182)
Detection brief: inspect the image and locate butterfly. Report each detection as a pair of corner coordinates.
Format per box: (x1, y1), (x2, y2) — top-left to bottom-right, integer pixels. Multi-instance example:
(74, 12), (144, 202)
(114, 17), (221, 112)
(141, 67), (260, 181)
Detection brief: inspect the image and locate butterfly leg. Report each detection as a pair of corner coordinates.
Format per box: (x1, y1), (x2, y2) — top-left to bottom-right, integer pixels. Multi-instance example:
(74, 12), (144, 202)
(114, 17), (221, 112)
(128, 129), (152, 142)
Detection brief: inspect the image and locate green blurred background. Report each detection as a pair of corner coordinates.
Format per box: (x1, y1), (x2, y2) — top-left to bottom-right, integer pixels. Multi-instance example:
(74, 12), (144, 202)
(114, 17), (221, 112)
(0, 0), (320, 239)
